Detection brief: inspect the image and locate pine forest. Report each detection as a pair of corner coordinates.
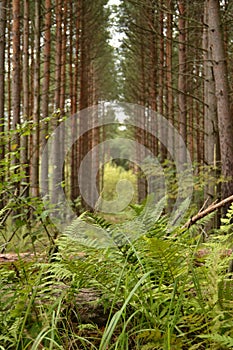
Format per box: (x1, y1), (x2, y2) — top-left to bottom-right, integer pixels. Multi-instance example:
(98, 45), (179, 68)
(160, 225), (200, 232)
(0, 0), (233, 349)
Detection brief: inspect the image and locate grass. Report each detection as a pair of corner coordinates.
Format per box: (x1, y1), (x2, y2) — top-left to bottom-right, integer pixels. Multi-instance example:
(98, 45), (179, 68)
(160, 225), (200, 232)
(0, 203), (233, 349)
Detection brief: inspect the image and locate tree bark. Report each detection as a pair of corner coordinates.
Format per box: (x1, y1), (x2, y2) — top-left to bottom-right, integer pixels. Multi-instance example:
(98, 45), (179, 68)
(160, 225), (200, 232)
(51, 0), (62, 204)
(137, 31), (146, 203)
(207, 0), (233, 210)
(31, 0), (40, 198)
(0, 0), (6, 180)
(203, 2), (220, 213)
(148, 1), (158, 156)
(70, 0), (79, 202)
(165, 0), (174, 156)
(178, 0), (187, 164)
(21, 0), (30, 197)
(0, 0), (6, 208)
(79, 0), (92, 210)
(158, 4), (166, 161)
(59, 0), (67, 199)
(41, 0), (52, 197)
(7, 9), (11, 180)
(12, 0), (21, 192)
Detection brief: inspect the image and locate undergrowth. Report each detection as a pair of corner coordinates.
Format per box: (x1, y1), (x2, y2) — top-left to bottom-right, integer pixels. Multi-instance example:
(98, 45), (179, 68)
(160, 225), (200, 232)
(0, 202), (233, 349)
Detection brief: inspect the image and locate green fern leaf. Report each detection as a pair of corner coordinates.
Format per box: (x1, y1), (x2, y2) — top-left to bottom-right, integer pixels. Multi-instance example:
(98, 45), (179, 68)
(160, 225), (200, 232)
(200, 333), (233, 348)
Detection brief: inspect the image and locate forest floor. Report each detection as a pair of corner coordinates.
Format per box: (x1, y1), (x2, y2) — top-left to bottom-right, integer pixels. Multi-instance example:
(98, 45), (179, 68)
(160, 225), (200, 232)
(0, 251), (111, 328)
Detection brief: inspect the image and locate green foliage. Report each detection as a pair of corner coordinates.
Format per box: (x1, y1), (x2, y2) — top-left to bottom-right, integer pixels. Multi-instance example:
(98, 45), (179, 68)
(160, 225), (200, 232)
(220, 203), (233, 233)
(200, 334), (233, 348)
(0, 189), (233, 348)
(0, 194), (58, 254)
(101, 162), (137, 202)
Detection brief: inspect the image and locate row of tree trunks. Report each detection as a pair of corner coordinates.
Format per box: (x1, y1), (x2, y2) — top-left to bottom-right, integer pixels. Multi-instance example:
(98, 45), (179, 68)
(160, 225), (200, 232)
(0, 0), (116, 214)
(120, 0), (233, 212)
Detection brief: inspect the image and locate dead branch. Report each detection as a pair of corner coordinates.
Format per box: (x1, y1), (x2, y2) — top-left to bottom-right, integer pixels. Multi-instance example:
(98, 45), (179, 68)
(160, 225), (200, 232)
(183, 194), (233, 229)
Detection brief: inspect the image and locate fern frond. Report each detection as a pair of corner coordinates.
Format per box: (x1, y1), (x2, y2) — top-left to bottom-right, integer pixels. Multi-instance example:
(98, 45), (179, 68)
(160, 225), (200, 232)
(200, 333), (233, 348)
(85, 212), (113, 229)
(64, 217), (115, 248)
(8, 317), (23, 340)
(187, 211), (216, 237)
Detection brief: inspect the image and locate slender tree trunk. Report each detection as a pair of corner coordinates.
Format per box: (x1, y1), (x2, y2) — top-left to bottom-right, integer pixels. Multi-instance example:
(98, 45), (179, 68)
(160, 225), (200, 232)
(195, 98), (203, 164)
(158, 5), (166, 161)
(12, 0), (21, 192)
(41, 0), (51, 197)
(91, 72), (99, 208)
(188, 94), (194, 160)
(0, 0), (6, 176)
(79, 0), (91, 210)
(178, 0), (187, 164)
(0, 0), (6, 208)
(59, 0), (67, 197)
(60, 2), (67, 117)
(29, 25), (34, 178)
(51, 0), (62, 204)
(70, 0), (81, 203)
(7, 10), (11, 180)
(31, 0), (40, 197)
(207, 0), (233, 210)
(137, 37), (146, 203)
(70, 0), (78, 202)
(203, 2), (220, 204)
(165, 0), (174, 156)
(148, 1), (158, 156)
(21, 0), (30, 197)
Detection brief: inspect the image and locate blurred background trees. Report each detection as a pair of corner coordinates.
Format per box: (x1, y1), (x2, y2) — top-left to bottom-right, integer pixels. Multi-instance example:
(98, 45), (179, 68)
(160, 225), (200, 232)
(0, 0), (233, 216)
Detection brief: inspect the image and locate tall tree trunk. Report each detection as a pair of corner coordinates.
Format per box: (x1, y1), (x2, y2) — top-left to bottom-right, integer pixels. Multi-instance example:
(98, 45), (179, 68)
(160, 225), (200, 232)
(70, 0), (79, 202)
(165, 0), (174, 156)
(79, 0), (91, 210)
(0, 0), (6, 208)
(158, 4), (166, 161)
(178, 0), (187, 164)
(12, 0), (21, 192)
(21, 0), (30, 197)
(148, 1), (158, 156)
(31, 0), (40, 197)
(137, 35), (147, 203)
(203, 2), (220, 204)
(207, 0), (233, 209)
(70, 0), (81, 201)
(41, 0), (51, 197)
(7, 9), (11, 180)
(59, 0), (67, 198)
(0, 0), (6, 178)
(51, 0), (62, 204)
(91, 71), (99, 209)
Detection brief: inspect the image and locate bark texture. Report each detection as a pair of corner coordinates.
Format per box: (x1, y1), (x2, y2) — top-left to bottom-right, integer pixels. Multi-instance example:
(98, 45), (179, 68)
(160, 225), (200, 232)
(207, 0), (233, 207)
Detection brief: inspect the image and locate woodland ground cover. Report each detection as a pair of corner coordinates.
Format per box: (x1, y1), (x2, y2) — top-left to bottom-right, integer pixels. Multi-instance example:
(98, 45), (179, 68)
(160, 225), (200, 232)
(0, 164), (233, 350)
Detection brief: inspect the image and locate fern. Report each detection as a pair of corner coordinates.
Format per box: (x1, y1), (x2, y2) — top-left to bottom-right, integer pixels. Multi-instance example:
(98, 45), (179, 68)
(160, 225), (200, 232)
(64, 195), (168, 250)
(84, 212), (113, 229)
(1, 197), (233, 349)
(200, 333), (233, 348)
(8, 317), (23, 341)
(187, 211), (216, 238)
(220, 203), (233, 234)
